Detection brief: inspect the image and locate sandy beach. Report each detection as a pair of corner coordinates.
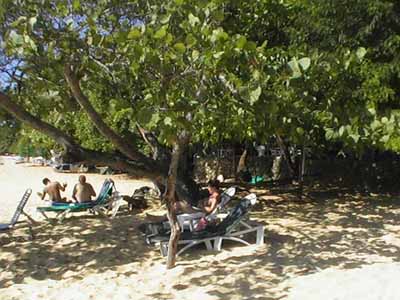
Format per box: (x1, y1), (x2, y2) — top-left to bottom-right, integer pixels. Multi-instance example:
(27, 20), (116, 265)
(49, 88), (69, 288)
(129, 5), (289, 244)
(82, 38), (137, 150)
(0, 156), (155, 223)
(1, 156), (400, 299)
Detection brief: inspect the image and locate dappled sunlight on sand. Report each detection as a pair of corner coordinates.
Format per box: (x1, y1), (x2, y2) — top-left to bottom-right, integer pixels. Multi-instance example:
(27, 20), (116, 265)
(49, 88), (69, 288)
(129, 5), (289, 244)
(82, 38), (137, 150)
(2, 159), (400, 299)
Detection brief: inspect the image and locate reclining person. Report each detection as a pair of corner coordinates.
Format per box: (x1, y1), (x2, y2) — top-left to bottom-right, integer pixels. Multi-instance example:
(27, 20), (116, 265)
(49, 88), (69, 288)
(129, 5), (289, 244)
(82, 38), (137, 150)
(72, 175), (96, 203)
(39, 177), (68, 203)
(174, 179), (221, 215)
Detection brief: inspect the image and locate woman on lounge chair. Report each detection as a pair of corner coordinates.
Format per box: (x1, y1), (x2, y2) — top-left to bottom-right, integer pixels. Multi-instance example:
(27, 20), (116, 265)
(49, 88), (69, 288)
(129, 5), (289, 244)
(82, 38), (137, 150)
(175, 179), (221, 215)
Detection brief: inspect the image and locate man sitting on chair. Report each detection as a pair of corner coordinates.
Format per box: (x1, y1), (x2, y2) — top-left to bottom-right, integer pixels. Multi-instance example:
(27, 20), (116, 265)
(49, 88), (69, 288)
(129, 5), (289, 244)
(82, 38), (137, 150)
(39, 177), (68, 203)
(72, 175), (96, 203)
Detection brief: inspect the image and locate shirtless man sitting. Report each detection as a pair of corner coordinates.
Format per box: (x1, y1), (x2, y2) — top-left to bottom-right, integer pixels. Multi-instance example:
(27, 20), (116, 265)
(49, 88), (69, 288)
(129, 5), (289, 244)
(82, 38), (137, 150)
(72, 175), (96, 203)
(39, 177), (68, 203)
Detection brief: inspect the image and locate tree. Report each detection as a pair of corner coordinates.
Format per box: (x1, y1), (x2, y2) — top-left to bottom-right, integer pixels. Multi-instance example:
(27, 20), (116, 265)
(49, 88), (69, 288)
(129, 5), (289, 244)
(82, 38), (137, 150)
(1, 0), (400, 268)
(0, 0), (269, 267)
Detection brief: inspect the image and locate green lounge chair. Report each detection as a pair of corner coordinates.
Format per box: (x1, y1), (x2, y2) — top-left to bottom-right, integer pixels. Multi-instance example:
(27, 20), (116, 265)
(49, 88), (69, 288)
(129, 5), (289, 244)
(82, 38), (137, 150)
(147, 193), (264, 256)
(37, 179), (115, 221)
(0, 189), (34, 232)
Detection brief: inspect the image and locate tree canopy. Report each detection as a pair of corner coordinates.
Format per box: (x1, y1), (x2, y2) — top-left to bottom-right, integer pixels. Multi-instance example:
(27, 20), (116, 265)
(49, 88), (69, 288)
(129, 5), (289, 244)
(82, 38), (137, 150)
(1, 0), (400, 160)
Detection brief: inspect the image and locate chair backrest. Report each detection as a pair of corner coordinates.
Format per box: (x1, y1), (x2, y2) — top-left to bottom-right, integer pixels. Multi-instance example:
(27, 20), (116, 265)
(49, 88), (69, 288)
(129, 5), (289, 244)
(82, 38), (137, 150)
(9, 189), (32, 226)
(214, 193), (257, 235)
(216, 186), (236, 211)
(94, 179), (114, 205)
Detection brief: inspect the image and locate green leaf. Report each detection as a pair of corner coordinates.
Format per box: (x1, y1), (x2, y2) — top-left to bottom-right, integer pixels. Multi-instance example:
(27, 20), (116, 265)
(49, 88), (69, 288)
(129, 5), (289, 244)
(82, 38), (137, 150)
(210, 28), (228, 43)
(149, 113), (161, 128)
(338, 126), (345, 137)
(154, 26), (167, 39)
(87, 35), (93, 45)
(188, 13), (200, 26)
(298, 57), (311, 71)
(73, 0), (80, 10)
(288, 58), (301, 78)
(368, 108), (376, 115)
(249, 86), (262, 104)
(213, 51), (224, 59)
(325, 128), (334, 140)
(235, 36), (247, 49)
(252, 70), (260, 80)
(371, 120), (380, 131)
(164, 116), (173, 126)
(9, 31), (23, 46)
(380, 135), (390, 143)
(296, 127), (304, 136)
(185, 34), (196, 47)
(349, 134), (360, 143)
(128, 28), (141, 39)
(160, 15), (171, 24)
(174, 42), (186, 53)
(28, 17), (37, 29)
(11, 16), (26, 27)
(192, 50), (199, 61)
(356, 47), (367, 60)
(244, 41), (257, 51)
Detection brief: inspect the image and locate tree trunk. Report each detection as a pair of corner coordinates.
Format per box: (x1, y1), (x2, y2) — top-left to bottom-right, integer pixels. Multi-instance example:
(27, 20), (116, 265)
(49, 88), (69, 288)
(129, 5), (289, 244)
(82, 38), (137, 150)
(276, 134), (295, 179)
(236, 149), (247, 174)
(165, 133), (189, 269)
(298, 144), (306, 200)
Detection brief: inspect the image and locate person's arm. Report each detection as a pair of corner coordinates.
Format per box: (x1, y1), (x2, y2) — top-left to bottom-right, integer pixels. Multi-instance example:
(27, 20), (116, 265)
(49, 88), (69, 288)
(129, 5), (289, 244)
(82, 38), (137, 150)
(203, 195), (219, 214)
(41, 188), (47, 200)
(72, 184), (77, 201)
(90, 184), (96, 197)
(58, 182), (66, 192)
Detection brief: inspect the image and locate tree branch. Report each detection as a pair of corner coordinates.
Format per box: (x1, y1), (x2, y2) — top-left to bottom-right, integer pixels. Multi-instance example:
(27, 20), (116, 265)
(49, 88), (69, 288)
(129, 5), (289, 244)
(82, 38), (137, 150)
(64, 64), (159, 171)
(136, 123), (171, 163)
(0, 91), (79, 152)
(0, 91), (164, 179)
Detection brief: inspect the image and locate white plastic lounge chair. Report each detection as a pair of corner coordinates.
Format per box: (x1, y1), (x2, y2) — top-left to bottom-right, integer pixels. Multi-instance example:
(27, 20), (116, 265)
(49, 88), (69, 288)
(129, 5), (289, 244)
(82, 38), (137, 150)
(147, 193), (264, 256)
(140, 186), (237, 235)
(177, 186), (236, 231)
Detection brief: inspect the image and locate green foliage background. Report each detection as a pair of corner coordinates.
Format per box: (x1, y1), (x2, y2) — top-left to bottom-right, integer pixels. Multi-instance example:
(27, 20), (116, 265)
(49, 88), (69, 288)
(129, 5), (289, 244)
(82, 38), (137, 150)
(0, 0), (399, 156)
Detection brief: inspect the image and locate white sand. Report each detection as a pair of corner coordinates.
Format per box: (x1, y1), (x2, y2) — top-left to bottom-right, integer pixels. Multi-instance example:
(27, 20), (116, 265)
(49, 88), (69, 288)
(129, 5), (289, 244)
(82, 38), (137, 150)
(0, 157), (154, 223)
(285, 263), (400, 300)
(1, 156), (400, 299)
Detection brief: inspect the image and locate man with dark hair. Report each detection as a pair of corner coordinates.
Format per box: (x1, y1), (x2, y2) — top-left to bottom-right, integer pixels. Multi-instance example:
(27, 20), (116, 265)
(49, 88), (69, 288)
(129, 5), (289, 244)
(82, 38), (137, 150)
(72, 175), (96, 203)
(39, 177), (68, 203)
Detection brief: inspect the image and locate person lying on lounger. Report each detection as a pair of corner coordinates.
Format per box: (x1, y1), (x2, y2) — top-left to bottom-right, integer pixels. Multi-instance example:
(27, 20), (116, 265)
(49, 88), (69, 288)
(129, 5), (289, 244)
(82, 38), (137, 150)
(174, 179), (221, 214)
(72, 175), (96, 203)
